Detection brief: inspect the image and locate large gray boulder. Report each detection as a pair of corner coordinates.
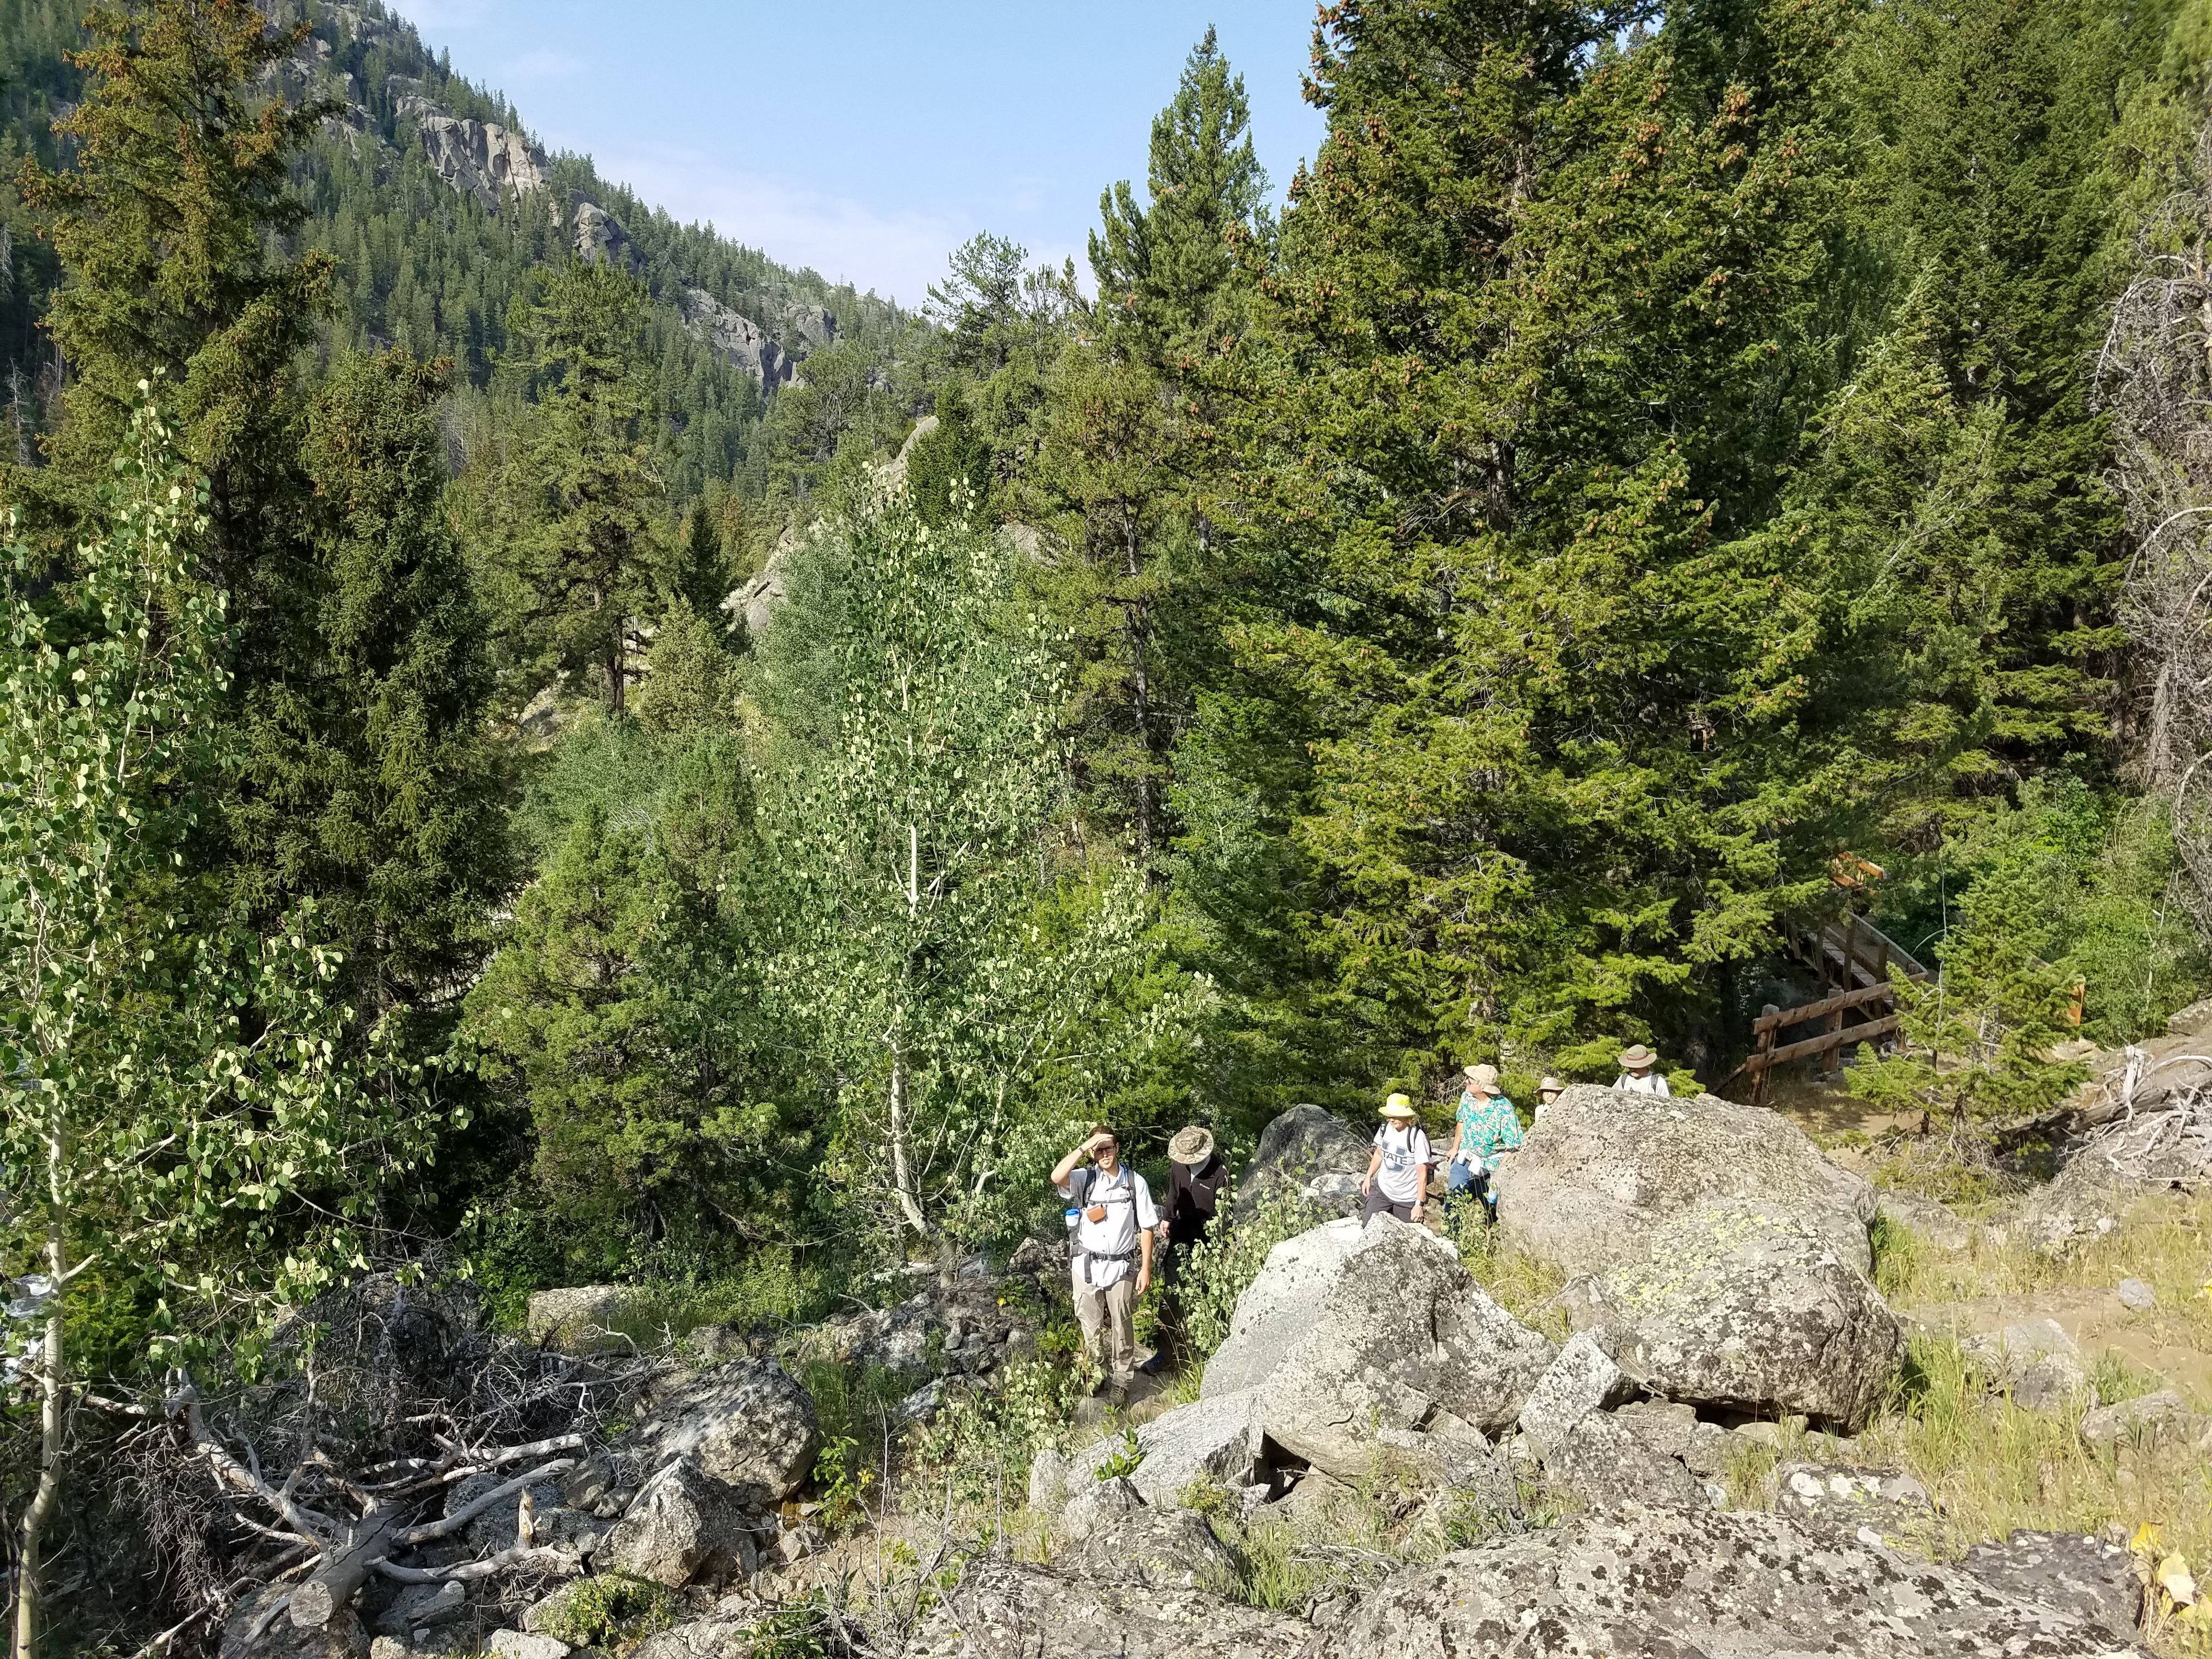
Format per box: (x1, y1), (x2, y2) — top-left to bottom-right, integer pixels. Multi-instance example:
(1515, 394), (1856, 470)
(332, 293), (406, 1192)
(624, 1357), (819, 1499)
(1233, 1104), (1370, 1221)
(601, 1455), (764, 1588)
(1495, 1084), (1877, 1275)
(905, 1560), (1307, 1659)
(1957, 1531), (2144, 1640)
(1325, 1502), (2152, 1657)
(1209, 1215), (1556, 1477)
(1201, 1218), (1364, 1398)
(1573, 1197), (1903, 1430)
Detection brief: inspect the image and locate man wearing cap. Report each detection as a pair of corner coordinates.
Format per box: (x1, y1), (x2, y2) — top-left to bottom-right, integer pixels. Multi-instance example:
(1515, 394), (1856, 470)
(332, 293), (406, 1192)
(1447, 1064), (1523, 1222)
(1049, 1126), (1157, 1403)
(1360, 1093), (1434, 1224)
(1534, 1076), (1566, 1119)
(1613, 1045), (1671, 1096)
(1156, 1126), (1226, 1285)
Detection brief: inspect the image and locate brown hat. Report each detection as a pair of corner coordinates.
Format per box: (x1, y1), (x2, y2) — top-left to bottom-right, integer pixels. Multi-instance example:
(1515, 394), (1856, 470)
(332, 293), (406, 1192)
(1464, 1063), (1501, 1092)
(1168, 1126), (1215, 1165)
(1538, 1076), (1565, 1095)
(1617, 1044), (1658, 1070)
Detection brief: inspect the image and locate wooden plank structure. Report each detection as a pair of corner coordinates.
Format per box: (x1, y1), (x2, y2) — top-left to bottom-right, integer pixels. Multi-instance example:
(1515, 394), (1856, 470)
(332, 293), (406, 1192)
(1741, 912), (1931, 1104)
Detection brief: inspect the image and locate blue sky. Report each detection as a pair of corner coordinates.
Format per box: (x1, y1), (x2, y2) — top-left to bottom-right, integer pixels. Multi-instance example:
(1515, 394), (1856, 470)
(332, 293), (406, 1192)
(387, 2), (1331, 309)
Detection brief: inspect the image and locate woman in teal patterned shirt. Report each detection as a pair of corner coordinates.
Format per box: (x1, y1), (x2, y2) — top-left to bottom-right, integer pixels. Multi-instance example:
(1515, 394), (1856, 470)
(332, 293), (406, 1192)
(1446, 1063), (1523, 1222)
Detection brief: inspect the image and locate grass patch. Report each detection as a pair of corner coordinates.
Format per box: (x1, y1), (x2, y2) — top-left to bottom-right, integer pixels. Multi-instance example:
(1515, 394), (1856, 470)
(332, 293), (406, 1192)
(1450, 1212), (1568, 1336)
(533, 1573), (681, 1647)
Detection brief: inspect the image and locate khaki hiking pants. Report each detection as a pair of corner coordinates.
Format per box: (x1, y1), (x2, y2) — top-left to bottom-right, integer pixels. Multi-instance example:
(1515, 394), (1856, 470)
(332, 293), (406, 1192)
(1073, 1271), (1137, 1386)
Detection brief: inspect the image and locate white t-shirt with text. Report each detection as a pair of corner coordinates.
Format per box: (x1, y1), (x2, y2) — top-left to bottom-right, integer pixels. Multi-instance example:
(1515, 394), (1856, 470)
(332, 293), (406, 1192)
(1371, 1124), (1433, 1204)
(1058, 1163), (1159, 1289)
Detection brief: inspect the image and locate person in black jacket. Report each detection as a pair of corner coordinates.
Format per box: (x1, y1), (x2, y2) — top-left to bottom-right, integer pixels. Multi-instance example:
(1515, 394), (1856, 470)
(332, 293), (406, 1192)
(1155, 1125), (1226, 1288)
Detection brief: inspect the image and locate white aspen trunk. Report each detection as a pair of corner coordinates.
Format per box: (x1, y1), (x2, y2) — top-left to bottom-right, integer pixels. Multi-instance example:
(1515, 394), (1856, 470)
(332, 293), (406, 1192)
(14, 1099), (65, 1659)
(885, 823), (928, 1237)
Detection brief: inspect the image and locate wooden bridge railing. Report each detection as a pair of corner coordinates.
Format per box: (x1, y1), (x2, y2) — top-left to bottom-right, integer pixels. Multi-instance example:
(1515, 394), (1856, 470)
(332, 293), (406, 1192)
(1740, 913), (1930, 1104)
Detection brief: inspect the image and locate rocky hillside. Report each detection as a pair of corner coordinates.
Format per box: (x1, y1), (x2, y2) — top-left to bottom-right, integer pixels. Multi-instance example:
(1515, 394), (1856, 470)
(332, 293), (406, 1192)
(176, 1085), (2210, 1658)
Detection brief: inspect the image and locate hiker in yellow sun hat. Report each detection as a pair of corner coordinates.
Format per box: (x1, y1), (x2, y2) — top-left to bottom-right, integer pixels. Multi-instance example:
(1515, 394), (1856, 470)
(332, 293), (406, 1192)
(1359, 1092), (1434, 1224)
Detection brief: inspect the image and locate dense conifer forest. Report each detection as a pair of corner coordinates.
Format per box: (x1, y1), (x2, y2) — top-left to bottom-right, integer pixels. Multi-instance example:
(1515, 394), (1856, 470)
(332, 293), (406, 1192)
(4, 0), (2212, 1650)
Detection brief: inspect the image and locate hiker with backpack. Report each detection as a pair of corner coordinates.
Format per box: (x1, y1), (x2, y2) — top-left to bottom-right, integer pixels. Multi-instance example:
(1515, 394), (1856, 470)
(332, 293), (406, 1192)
(1360, 1093), (1435, 1224)
(1050, 1125), (1158, 1404)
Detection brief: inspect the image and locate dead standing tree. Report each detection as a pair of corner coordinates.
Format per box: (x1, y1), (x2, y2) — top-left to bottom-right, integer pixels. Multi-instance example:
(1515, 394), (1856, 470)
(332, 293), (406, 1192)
(2101, 112), (2212, 936)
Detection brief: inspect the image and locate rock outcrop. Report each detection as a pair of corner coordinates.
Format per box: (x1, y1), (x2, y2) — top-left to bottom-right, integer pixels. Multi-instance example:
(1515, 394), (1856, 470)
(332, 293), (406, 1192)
(1324, 1502), (2151, 1657)
(1233, 1104), (1369, 1221)
(414, 114), (549, 212)
(1571, 1198), (1904, 1430)
(1496, 1084), (1878, 1274)
(573, 201), (629, 265)
(680, 288), (795, 388)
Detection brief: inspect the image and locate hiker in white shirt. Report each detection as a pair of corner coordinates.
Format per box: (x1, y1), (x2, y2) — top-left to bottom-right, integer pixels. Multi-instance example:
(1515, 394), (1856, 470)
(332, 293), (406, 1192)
(1613, 1043), (1672, 1096)
(1049, 1125), (1157, 1404)
(1359, 1093), (1434, 1224)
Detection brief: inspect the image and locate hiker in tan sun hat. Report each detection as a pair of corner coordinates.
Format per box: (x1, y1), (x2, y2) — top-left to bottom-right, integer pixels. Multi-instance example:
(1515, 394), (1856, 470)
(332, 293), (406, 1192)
(1361, 1093), (1434, 1224)
(1613, 1043), (1671, 1097)
(1534, 1076), (1566, 1119)
(1446, 1063), (1522, 1223)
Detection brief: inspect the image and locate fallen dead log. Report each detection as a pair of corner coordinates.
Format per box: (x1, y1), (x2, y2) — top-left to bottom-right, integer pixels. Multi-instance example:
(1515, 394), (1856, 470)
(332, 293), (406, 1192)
(371, 1542), (578, 1584)
(395, 1456), (575, 1546)
(290, 1508), (402, 1630)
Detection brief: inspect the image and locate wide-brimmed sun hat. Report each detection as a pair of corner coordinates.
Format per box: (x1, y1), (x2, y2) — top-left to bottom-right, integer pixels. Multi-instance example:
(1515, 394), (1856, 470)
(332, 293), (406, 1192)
(1538, 1075), (1566, 1095)
(1380, 1092), (1418, 1119)
(1465, 1063), (1501, 1092)
(1617, 1044), (1658, 1070)
(1168, 1126), (1216, 1165)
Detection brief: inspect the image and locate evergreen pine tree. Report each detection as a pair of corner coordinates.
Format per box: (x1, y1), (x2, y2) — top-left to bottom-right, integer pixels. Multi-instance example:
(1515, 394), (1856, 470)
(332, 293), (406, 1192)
(13, 0), (335, 591)
(228, 350), (514, 1011)
(494, 261), (667, 712)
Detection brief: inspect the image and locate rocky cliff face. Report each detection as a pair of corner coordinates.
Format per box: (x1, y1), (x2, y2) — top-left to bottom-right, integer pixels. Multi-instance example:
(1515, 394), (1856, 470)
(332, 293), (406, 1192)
(680, 289), (792, 386)
(414, 114), (552, 212)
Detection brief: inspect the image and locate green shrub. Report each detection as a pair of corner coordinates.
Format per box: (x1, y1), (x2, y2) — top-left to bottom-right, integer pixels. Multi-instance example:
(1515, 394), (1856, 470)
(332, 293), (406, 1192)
(1178, 1179), (1328, 1357)
(537, 1573), (680, 1647)
(915, 1353), (1086, 1502)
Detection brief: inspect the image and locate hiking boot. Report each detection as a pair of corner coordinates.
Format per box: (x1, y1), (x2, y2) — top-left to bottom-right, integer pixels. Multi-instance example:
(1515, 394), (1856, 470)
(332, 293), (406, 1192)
(1107, 1383), (1129, 1408)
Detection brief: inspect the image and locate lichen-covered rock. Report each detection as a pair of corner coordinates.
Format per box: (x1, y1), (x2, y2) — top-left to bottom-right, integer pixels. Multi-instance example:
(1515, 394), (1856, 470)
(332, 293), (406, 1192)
(1058, 1506), (1238, 1590)
(1518, 1330), (1632, 1452)
(602, 1455), (763, 1588)
(1957, 1531), (2143, 1639)
(1769, 1461), (1934, 1545)
(1495, 1085), (1877, 1275)
(1578, 1198), (1903, 1430)
(1214, 1216), (1555, 1476)
(1060, 1473), (1144, 1541)
(625, 1357), (819, 1499)
(905, 1560), (1308, 1659)
(1232, 1104), (1370, 1222)
(1541, 1408), (1710, 1510)
(221, 1585), (368, 1659)
(1319, 1502), (2152, 1657)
